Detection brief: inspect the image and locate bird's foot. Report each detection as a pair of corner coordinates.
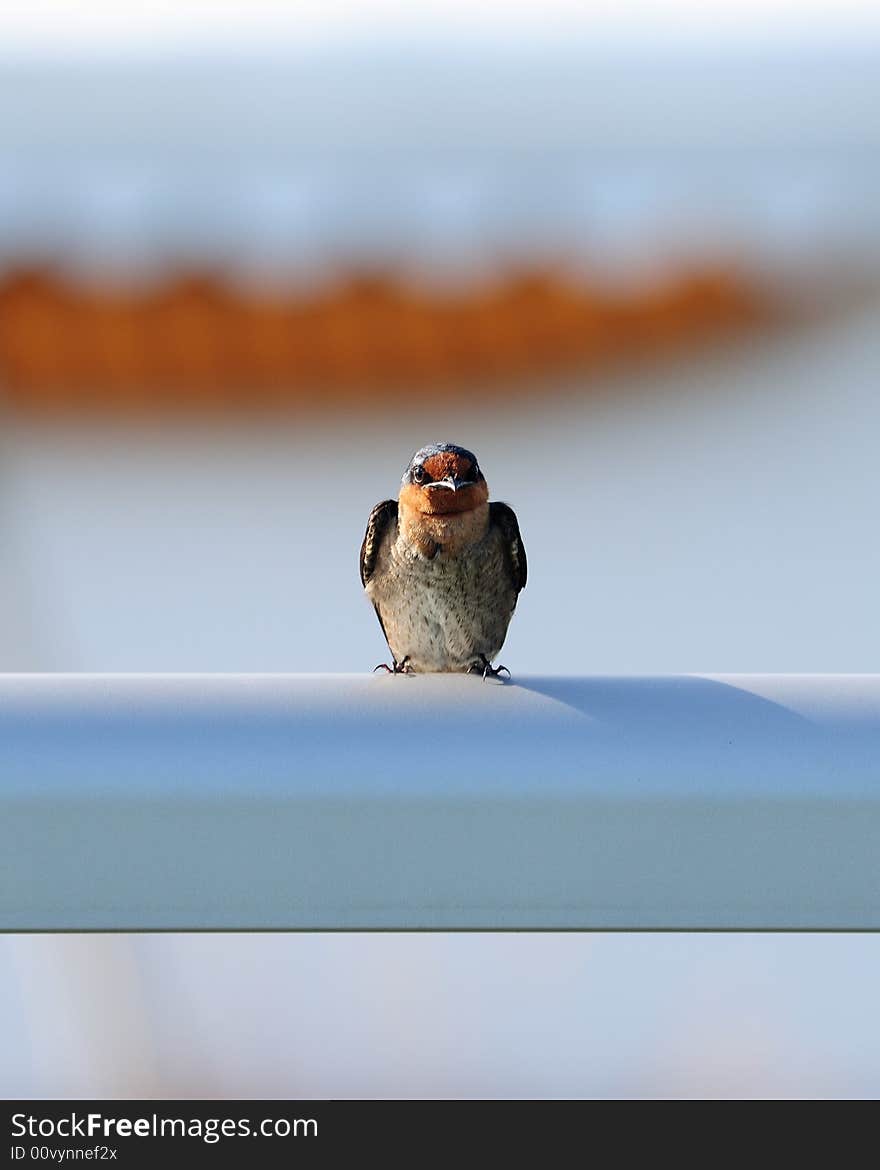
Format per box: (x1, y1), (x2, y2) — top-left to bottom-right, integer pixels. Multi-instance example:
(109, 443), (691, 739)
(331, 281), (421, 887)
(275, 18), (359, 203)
(468, 655), (511, 682)
(373, 656), (413, 675)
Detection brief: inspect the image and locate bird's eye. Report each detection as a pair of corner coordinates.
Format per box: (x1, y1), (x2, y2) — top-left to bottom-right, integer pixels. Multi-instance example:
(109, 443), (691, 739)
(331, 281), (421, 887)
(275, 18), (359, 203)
(412, 466), (426, 484)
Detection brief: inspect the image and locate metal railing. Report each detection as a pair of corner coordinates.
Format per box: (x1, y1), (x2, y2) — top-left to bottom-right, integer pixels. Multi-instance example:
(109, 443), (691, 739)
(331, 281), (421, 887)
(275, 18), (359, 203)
(2, 674), (879, 930)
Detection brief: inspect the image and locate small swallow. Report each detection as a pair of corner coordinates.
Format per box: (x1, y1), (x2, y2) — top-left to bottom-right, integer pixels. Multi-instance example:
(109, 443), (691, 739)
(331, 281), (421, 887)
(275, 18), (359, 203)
(360, 442), (526, 676)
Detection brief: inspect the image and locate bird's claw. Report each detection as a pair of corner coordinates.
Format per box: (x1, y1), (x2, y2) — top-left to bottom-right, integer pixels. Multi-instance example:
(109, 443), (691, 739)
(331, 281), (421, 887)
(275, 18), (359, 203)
(468, 655), (511, 682)
(373, 657), (413, 675)
(483, 663), (511, 681)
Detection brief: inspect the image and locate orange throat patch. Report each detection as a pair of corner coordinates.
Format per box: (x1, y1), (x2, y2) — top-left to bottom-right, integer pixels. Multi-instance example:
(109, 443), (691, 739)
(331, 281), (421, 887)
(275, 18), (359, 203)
(399, 481), (490, 557)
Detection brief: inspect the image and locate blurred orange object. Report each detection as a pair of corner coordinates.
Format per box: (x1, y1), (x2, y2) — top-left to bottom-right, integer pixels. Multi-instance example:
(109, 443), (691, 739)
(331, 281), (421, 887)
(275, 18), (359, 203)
(0, 263), (767, 414)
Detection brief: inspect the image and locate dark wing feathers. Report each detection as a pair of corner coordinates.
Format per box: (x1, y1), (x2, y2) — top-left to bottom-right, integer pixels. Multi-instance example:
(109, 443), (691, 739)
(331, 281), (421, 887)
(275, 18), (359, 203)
(490, 501), (527, 593)
(359, 499), (398, 586)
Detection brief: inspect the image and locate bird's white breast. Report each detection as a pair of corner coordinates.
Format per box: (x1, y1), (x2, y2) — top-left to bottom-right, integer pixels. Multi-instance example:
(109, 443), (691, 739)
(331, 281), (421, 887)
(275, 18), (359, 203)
(366, 514), (519, 672)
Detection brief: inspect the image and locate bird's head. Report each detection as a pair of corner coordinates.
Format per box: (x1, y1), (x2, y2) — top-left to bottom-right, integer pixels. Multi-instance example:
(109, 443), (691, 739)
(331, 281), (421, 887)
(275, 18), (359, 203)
(399, 443), (489, 517)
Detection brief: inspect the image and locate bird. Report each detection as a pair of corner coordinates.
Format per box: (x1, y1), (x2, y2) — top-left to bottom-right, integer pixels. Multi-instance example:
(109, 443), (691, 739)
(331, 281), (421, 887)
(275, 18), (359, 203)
(360, 442), (526, 676)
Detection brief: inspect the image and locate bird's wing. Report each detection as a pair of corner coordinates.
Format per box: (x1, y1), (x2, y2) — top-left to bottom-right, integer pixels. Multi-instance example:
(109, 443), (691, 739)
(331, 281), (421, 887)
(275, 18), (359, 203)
(489, 501), (527, 593)
(360, 499), (398, 586)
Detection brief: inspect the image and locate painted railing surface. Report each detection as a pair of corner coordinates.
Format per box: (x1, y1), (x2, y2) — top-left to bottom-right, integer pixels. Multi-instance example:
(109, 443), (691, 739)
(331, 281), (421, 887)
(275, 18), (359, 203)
(2, 674), (878, 930)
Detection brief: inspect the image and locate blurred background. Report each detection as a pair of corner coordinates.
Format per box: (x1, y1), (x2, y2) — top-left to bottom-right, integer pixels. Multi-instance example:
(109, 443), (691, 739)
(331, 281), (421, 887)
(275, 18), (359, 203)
(2, 0), (880, 1098)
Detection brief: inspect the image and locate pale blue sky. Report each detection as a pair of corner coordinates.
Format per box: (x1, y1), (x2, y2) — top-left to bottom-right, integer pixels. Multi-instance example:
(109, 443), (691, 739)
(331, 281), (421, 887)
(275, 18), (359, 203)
(1, 0), (879, 57)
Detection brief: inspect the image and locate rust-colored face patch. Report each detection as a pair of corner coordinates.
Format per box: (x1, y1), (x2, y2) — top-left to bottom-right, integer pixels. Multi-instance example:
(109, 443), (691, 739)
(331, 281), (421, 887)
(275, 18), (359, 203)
(422, 451), (475, 484)
(400, 479), (489, 517)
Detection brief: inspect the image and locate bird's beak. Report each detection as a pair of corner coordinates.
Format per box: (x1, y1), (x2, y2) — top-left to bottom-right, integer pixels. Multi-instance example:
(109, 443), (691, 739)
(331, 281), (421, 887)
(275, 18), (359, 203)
(426, 475), (472, 493)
